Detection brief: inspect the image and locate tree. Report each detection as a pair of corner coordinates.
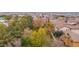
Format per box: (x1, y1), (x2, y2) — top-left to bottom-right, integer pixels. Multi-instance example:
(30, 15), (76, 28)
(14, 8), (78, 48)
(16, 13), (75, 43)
(21, 27), (52, 47)
(33, 16), (45, 29)
(8, 16), (31, 38)
(8, 15), (33, 38)
(0, 23), (14, 46)
(21, 28), (32, 47)
(21, 36), (31, 47)
(8, 16), (22, 38)
(2, 15), (12, 20)
(26, 16), (33, 29)
(17, 16), (27, 31)
(30, 27), (52, 47)
(18, 16), (33, 30)
(44, 19), (55, 32)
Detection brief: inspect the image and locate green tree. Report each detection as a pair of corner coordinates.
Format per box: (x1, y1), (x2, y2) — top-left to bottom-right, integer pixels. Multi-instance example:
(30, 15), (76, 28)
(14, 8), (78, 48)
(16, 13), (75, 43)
(21, 36), (31, 47)
(18, 16), (28, 30)
(26, 16), (33, 29)
(0, 23), (14, 46)
(8, 16), (22, 38)
(2, 15), (12, 20)
(21, 28), (32, 47)
(8, 15), (33, 38)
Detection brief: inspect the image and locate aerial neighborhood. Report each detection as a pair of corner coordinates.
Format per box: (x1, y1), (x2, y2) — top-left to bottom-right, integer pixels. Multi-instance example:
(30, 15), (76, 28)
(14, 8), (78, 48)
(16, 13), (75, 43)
(0, 12), (79, 47)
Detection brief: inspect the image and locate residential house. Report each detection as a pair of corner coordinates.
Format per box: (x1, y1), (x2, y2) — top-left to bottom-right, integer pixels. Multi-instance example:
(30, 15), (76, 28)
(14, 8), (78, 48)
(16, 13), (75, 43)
(62, 30), (79, 47)
(51, 19), (65, 30)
